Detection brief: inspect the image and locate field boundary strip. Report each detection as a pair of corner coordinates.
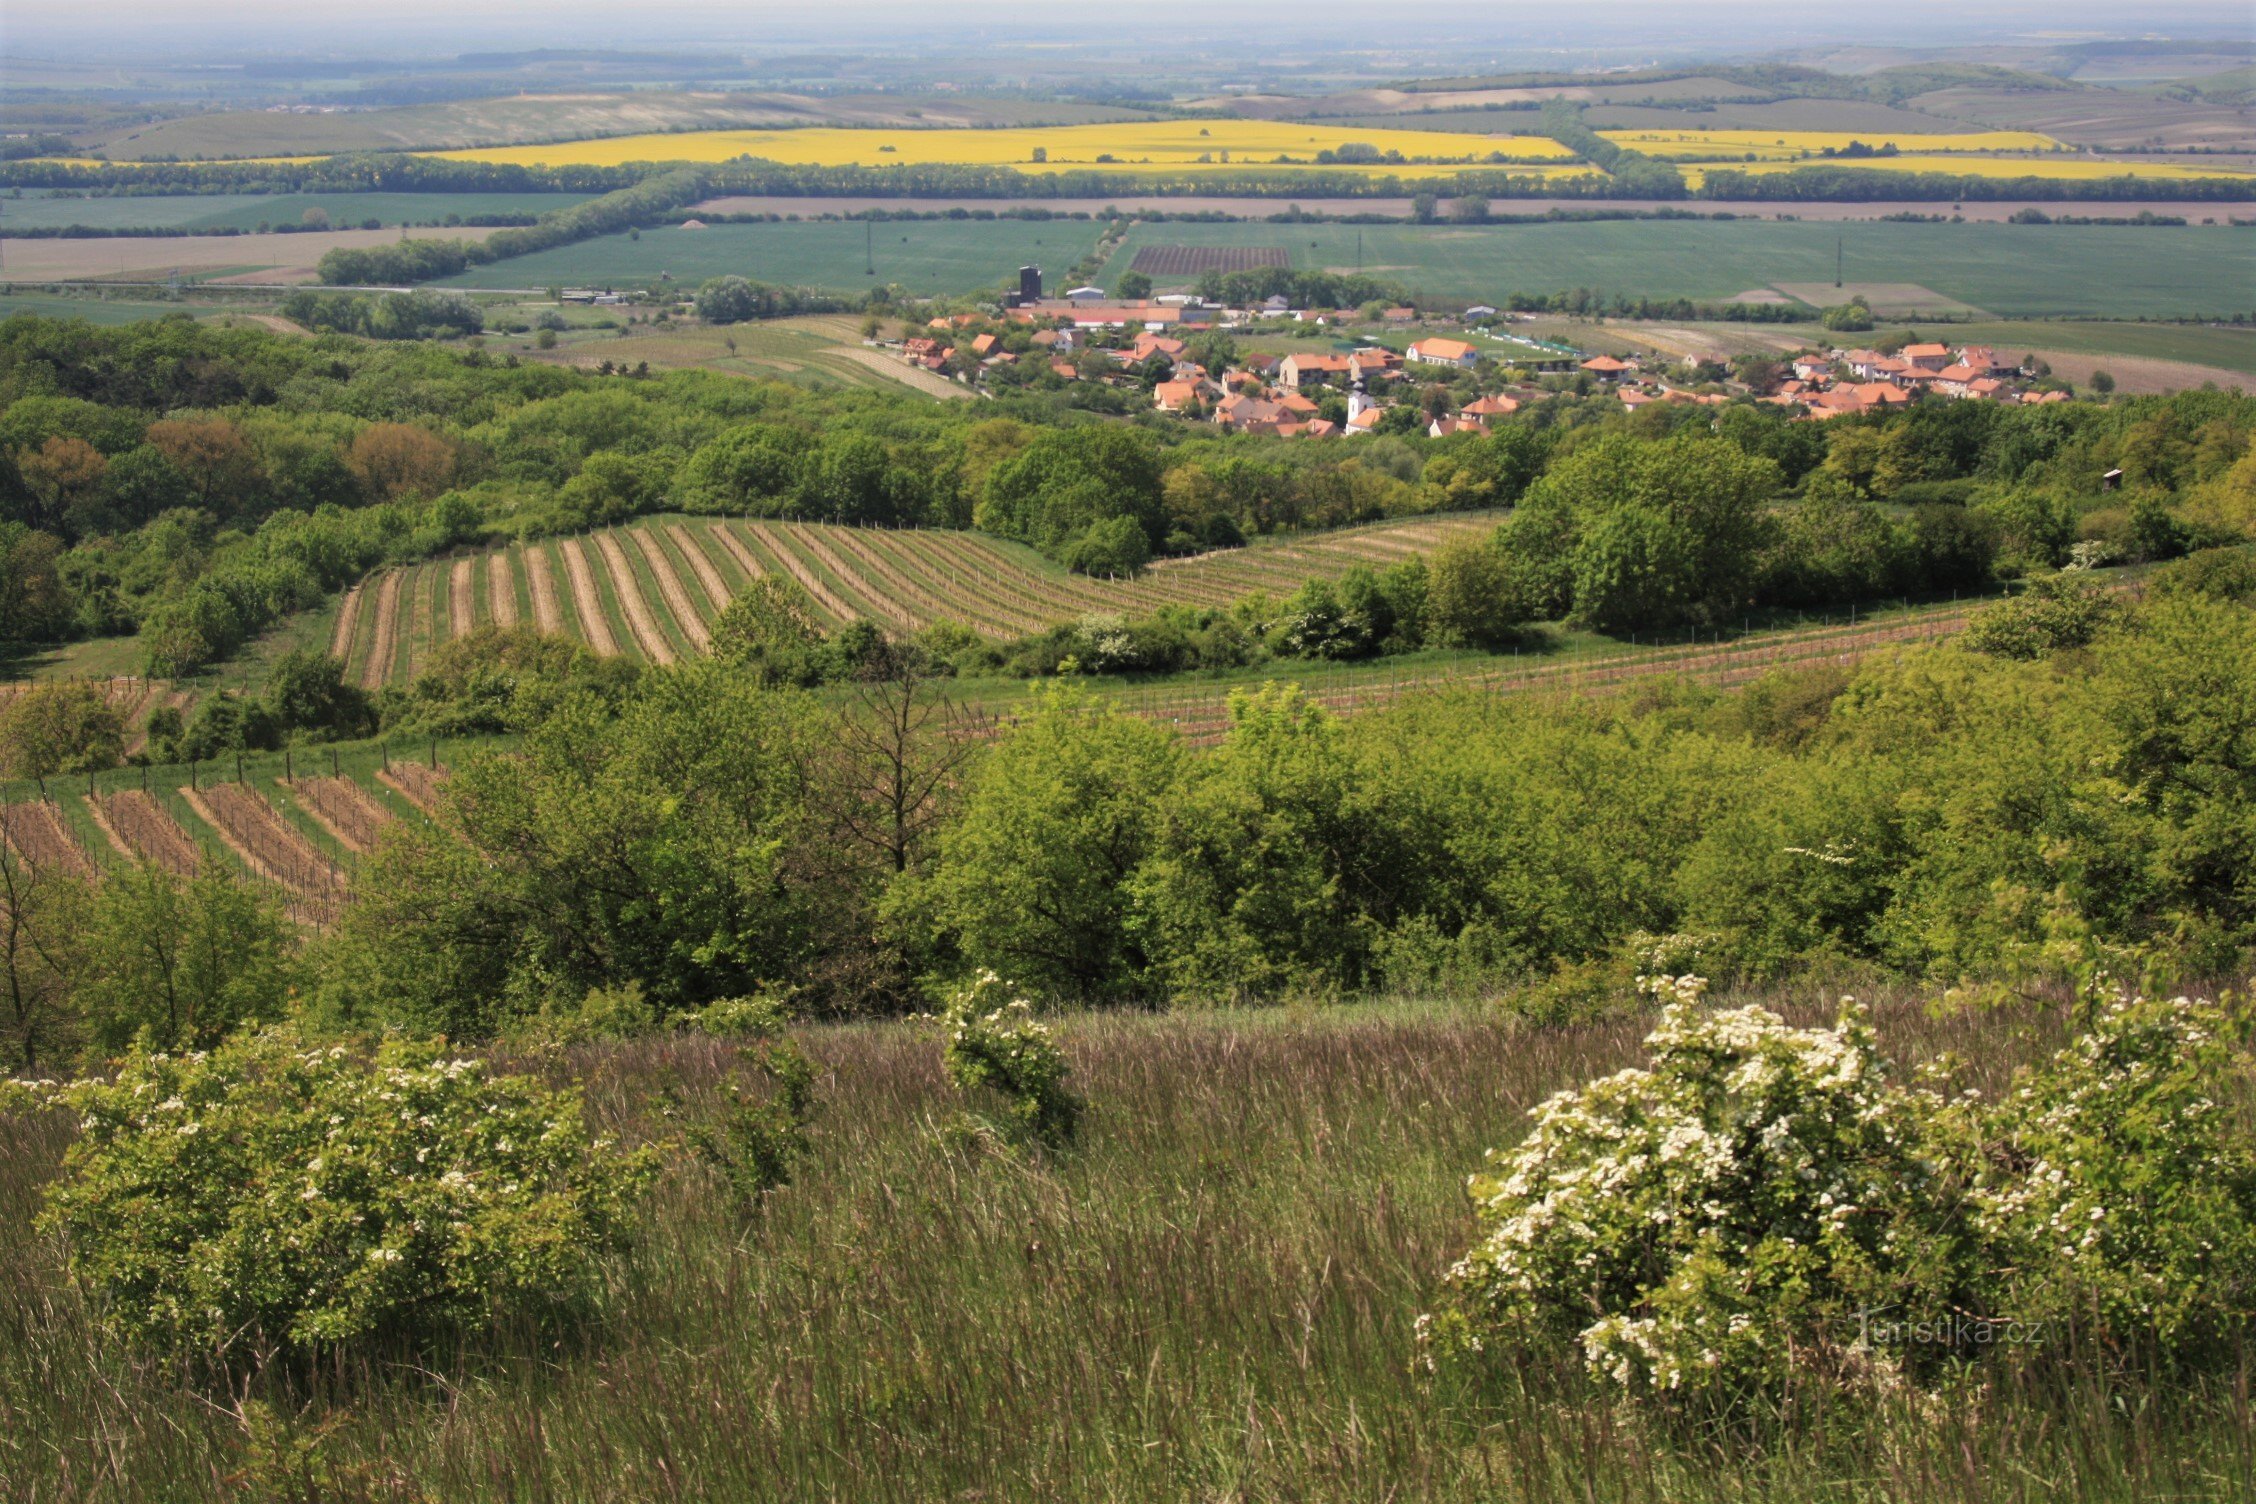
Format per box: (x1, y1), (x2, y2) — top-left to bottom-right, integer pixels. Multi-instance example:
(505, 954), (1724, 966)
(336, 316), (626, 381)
(627, 527), (713, 652)
(555, 538), (621, 657)
(592, 529), (677, 664)
(525, 543), (565, 634)
(663, 522), (736, 616)
(355, 570), (402, 690)
(487, 551), (519, 628)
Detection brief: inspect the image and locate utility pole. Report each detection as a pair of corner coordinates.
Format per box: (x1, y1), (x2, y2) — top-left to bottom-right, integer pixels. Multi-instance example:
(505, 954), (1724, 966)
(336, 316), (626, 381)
(866, 221), (874, 277)
(1835, 236), (1843, 289)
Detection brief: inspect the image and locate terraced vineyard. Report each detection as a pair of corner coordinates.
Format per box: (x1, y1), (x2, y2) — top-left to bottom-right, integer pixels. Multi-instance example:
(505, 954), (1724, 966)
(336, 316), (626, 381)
(0, 745), (451, 928)
(330, 513), (1503, 687)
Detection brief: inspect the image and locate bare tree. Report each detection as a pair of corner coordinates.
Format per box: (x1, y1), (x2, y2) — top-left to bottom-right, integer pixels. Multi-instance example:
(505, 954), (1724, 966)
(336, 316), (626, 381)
(825, 650), (974, 877)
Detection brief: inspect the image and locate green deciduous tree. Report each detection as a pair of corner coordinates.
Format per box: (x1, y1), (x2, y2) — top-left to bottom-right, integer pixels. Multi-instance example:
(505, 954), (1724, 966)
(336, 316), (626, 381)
(933, 688), (1182, 1001)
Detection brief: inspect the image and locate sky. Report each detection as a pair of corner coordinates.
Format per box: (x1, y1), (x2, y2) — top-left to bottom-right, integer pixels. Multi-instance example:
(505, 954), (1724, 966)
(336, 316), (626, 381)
(5, 3), (2251, 58)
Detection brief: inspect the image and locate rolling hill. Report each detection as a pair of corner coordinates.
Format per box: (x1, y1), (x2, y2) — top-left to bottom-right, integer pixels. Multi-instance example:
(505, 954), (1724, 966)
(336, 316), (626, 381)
(327, 513), (1502, 686)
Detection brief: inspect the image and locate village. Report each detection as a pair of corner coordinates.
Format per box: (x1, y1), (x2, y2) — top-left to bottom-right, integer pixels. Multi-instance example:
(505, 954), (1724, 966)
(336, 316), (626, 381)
(886, 265), (2078, 437)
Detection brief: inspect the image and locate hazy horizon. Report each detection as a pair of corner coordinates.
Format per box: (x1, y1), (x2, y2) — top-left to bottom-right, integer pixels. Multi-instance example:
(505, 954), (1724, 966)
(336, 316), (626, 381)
(6, 4), (2251, 66)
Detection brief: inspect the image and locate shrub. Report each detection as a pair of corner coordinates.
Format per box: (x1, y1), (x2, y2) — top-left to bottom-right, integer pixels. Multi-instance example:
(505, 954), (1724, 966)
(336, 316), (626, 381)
(1970, 992), (2256, 1371)
(0, 679), (124, 777)
(685, 1037), (817, 1216)
(1429, 985), (2256, 1418)
(933, 971), (1081, 1148)
(1962, 575), (2125, 658)
(30, 1028), (656, 1368)
(1429, 985), (1956, 1411)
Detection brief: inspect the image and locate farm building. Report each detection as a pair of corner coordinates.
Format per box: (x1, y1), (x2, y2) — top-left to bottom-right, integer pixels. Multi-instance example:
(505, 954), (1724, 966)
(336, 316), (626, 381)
(1407, 337), (1478, 369)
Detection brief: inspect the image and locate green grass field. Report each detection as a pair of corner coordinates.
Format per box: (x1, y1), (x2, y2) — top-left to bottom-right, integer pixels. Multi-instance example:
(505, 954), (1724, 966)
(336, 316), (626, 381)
(436, 219), (1106, 294)
(0, 291), (223, 324)
(5, 998), (2247, 1500)
(0, 190), (593, 233)
(1922, 319), (2256, 375)
(1098, 219), (2256, 318)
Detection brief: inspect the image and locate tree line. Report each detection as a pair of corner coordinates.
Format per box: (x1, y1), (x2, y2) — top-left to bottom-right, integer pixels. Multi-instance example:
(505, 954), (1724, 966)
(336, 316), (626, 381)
(8, 562), (2256, 1069)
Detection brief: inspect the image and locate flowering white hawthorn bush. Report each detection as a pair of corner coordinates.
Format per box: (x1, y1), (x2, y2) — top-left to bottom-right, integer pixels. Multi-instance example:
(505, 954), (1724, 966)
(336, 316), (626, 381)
(1971, 991), (2256, 1365)
(1432, 981), (1953, 1406)
(1429, 982), (2256, 1414)
(934, 971), (1080, 1147)
(24, 1028), (656, 1366)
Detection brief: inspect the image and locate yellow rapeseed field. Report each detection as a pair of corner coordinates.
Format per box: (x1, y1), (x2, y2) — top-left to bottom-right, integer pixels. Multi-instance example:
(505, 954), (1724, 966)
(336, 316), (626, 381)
(1602, 129), (2064, 160)
(1680, 154), (2256, 187)
(426, 120), (1585, 172)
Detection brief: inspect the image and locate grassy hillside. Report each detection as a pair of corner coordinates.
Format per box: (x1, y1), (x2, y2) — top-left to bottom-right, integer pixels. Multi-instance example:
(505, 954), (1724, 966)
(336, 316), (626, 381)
(331, 513), (1503, 685)
(5, 999), (2245, 1499)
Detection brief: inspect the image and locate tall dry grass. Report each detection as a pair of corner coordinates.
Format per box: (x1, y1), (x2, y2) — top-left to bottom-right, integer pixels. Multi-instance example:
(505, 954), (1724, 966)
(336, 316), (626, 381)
(2, 996), (2249, 1500)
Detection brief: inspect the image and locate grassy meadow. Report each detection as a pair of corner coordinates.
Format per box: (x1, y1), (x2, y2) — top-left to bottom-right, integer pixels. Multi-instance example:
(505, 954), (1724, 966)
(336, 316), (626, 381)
(1099, 218), (2256, 317)
(4, 998), (2249, 1501)
(1926, 319), (2256, 376)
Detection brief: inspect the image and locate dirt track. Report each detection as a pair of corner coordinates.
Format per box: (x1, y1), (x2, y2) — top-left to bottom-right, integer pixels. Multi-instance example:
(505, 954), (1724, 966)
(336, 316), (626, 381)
(826, 345), (972, 400)
(487, 552), (519, 628)
(593, 530), (676, 663)
(629, 529), (711, 651)
(360, 571), (402, 688)
(448, 557), (476, 639)
(526, 546), (563, 633)
(556, 539), (619, 656)
(330, 582), (364, 660)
